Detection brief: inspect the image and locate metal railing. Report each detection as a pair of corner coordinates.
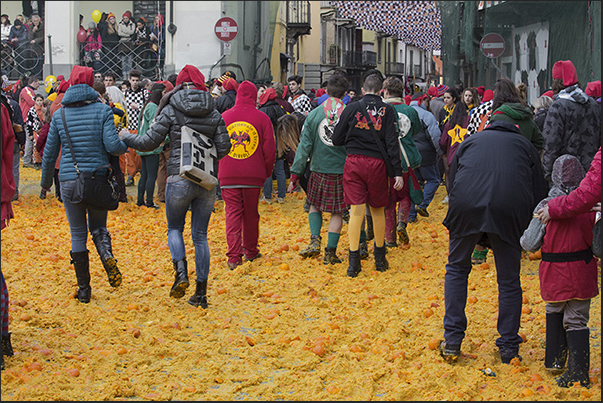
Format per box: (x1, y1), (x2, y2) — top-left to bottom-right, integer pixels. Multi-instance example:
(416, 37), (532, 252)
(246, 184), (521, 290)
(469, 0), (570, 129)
(0, 40), (164, 81)
(342, 50), (377, 68)
(1, 41), (44, 80)
(78, 42), (165, 81)
(385, 62), (405, 75)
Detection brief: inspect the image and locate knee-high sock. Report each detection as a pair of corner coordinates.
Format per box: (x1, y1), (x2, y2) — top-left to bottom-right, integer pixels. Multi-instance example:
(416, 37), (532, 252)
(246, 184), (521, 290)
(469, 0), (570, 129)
(308, 211), (322, 237)
(348, 204), (365, 252)
(369, 206), (385, 248)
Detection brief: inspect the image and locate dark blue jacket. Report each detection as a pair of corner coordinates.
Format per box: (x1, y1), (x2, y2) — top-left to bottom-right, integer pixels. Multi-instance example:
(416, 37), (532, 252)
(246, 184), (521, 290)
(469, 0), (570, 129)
(40, 84), (127, 187)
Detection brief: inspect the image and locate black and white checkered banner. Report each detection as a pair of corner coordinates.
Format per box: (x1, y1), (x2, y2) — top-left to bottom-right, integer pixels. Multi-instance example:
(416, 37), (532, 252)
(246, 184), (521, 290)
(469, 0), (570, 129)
(330, 1), (441, 51)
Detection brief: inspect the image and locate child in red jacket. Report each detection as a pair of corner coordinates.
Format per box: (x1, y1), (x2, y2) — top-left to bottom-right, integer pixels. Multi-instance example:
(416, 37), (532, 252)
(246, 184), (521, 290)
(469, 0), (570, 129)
(536, 150), (601, 388)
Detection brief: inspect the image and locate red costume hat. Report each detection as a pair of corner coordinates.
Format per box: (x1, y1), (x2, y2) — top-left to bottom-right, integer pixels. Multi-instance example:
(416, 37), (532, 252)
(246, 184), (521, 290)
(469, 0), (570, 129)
(585, 81), (601, 99)
(176, 65), (207, 91)
(482, 89), (494, 102)
(552, 60), (578, 87)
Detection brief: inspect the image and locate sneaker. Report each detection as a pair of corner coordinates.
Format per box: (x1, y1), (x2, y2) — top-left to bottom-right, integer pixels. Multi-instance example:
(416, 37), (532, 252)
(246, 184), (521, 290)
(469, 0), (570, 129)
(39, 189), (47, 200)
(385, 241), (398, 248)
(299, 235), (321, 258)
(397, 222), (409, 245)
(500, 353), (522, 364)
(275, 197), (285, 204)
(416, 207), (429, 217)
(439, 340), (461, 362)
(245, 252), (262, 262)
(260, 196), (271, 204)
(442, 195), (449, 204)
(145, 203), (160, 210)
(227, 261), (242, 270)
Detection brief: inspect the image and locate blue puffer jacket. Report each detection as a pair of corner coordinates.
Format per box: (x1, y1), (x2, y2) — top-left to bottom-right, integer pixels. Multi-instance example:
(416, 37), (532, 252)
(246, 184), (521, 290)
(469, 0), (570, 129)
(40, 84), (127, 188)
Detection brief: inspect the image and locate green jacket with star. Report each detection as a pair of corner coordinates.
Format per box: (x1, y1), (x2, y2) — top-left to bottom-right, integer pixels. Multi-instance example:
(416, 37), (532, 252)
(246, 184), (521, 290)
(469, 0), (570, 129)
(290, 97), (348, 176)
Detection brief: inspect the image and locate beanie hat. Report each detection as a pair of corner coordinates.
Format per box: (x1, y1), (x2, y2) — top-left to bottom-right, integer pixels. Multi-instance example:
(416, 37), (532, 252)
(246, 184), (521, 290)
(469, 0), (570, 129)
(122, 11), (132, 19)
(56, 75), (65, 82)
(541, 90), (554, 98)
(155, 14), (164, 27)
(477, 86), (485, 97)
(585, 81), (601, 99)
(259, 88), (277, 106)
(482, 89), (494, 102)
(88, 21), (96, 29)
(107, 12), (116, 19)
(1, 75), (13, 93)
(176, 64), (207, 91)
(222, 77), (239, 92)
(552, 60), (578, 87)
(436, 84), (449, 97)
(427, 86), (438, 97)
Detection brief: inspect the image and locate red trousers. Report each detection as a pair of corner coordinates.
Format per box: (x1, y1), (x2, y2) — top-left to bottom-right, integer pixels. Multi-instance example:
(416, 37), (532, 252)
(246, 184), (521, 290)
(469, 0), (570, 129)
(222, 187), (262, 265)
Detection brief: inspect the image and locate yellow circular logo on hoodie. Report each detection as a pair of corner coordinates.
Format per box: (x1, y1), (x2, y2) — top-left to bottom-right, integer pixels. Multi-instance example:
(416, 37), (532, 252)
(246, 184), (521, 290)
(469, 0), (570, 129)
(226, 121), (259, 159)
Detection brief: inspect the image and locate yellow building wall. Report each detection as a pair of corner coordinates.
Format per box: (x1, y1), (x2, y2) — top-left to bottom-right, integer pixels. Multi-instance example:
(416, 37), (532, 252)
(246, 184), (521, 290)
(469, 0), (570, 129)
(297, 1), (321, 65)
(270, 2), (288, 84)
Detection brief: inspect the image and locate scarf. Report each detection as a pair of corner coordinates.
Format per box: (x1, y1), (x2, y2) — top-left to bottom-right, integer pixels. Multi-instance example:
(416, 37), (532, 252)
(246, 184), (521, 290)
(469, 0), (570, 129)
(556, 84), (589, 104)
(442, 104), (455, 125)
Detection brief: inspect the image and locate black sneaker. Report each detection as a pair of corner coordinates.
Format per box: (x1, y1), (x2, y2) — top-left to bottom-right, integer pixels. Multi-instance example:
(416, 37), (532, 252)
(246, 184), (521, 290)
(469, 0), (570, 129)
(145, 203), (160, 210)
(439, 340), (461, 362)
(500, 353), (522, 364)
(416, 207), (429, 217)
(397, 221), (409, 244)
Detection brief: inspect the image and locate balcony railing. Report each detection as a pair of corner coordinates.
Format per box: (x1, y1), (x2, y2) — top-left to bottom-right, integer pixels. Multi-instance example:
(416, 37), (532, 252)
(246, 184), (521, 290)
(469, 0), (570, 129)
(287, 1), (311, 27)
(385, 62), (405, 75)
(342, 50), (377, 69)
(1, 42), (44, 80)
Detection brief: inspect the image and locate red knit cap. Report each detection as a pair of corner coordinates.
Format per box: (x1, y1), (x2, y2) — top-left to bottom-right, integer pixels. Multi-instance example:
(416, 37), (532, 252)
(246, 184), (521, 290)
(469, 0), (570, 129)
(482, 89), (494, 102)
(259, 88), (277, 106)
(552, 60), (578, 87)
(122, 11), (132, 19)
(585, 81), (601, 99)
(427, 86), (438, 97)
(222, 77), (239, 92)
(176, 65), (207, 91)
(477, 86), (485, 97)
(542, 90), (554, 98)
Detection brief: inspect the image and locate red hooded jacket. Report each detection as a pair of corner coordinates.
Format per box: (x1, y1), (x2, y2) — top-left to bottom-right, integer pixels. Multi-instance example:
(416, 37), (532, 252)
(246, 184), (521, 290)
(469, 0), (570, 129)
(1, 102), (16, 229)
(541, 148), (601, 302)
(219, 81), (276, 187)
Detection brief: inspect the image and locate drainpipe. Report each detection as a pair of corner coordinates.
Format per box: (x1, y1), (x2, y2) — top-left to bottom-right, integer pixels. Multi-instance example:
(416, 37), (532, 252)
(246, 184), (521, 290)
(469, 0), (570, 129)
(167, 0), (177, 35)
(47, 34), (53, 75)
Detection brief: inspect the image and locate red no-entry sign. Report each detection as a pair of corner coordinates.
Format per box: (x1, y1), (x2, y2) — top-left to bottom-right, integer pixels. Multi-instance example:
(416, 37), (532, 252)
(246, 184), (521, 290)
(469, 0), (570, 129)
(214, 17), (238, 42)
(480, 33), (506, 58)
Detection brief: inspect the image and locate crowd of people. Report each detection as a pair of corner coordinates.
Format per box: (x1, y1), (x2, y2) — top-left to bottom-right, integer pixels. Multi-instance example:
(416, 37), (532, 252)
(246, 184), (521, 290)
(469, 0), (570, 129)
(1, 58), (601, 389)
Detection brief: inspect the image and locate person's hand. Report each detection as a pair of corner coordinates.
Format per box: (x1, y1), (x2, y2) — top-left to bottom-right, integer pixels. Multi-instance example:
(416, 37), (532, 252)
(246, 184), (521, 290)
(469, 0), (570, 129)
(393, 175), (404, 191)
(287, 174), (299, 193)
(118, 128), (129, 140)
(130, 102), (139, 110)
(30, 40), (35, 44)
(537, 205), (550, 225)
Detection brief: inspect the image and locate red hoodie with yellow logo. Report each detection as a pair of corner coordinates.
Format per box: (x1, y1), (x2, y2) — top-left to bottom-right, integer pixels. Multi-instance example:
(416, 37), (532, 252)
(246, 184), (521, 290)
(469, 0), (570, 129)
(219, 80), (276, 188)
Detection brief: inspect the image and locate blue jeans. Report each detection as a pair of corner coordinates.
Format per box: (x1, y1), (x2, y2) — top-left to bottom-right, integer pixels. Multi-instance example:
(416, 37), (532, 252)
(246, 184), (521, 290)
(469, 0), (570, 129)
(60, 180), (109, 253)
(12, 142), (20, 198)
(165, 175), (215, 282)
(409, 163), (440, 220)
(263, 158), (286, 199)
(444, 232), (523, 357)
(138, 154), (160, 206)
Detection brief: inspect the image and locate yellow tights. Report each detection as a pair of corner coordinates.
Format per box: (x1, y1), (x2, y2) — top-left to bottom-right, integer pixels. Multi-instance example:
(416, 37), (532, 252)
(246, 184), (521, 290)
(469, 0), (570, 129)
(348, 204), (385, 251)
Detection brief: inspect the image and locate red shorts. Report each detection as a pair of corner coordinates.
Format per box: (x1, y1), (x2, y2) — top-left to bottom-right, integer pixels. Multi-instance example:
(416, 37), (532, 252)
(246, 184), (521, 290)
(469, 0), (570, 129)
(343, 154), (390, 208)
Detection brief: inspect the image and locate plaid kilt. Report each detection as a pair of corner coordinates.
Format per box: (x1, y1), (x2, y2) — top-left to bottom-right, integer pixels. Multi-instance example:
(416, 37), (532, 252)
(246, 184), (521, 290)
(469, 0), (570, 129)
(306, 172), (347, 214)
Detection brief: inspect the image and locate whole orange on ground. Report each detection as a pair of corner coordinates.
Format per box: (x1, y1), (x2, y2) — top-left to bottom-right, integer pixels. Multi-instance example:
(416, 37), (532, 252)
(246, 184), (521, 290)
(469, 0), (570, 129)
(0, 167), (600, 401)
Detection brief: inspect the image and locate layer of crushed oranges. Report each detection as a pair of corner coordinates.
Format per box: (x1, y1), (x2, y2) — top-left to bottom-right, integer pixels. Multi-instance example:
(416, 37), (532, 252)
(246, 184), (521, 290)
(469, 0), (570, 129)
(1, 167), (600, 401)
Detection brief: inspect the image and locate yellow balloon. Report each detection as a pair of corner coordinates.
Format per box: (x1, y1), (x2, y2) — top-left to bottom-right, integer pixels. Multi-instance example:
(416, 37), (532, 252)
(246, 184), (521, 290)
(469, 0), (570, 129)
(92, 9), (102, 23)
(44, 75), (57, 93)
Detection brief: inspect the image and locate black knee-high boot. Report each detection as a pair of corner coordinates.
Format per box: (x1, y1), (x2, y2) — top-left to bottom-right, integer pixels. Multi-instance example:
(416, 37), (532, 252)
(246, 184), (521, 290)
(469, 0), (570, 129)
(91, 228), (122, 287)
(544, 312), (568, 373)
(170, 258), (189, 299)
(188, 280), (208, 308)
(70, 250), (91, 303)
(556, 329), (591, 388)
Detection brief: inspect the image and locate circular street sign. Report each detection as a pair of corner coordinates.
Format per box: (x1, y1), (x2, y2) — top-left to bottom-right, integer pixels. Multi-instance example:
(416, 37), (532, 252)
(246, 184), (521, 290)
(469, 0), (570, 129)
(214, 17), (238, 42)
(480, 33), (506, 58)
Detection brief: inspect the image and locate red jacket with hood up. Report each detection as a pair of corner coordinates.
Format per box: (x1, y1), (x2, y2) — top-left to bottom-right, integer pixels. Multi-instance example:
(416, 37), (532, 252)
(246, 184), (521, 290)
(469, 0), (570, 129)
(219, 81), (276, 187)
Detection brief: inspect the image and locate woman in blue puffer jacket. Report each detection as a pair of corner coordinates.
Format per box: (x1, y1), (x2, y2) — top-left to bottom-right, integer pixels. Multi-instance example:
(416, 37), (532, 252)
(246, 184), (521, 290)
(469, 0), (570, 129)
(40, 65), (127, 304)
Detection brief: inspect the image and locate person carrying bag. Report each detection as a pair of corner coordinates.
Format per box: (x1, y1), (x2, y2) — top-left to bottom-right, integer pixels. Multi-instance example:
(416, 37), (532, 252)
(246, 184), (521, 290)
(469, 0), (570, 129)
(40, 65), (128, 304)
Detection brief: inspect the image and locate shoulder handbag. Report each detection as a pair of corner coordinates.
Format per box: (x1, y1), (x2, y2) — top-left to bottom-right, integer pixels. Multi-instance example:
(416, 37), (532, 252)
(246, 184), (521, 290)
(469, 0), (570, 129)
(359, 101), (395, 178)
(174, 109), (219, 190)
(399, 137), (424, 205)
(61, 108), (120, 211)
(593, 212), (601, 258)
